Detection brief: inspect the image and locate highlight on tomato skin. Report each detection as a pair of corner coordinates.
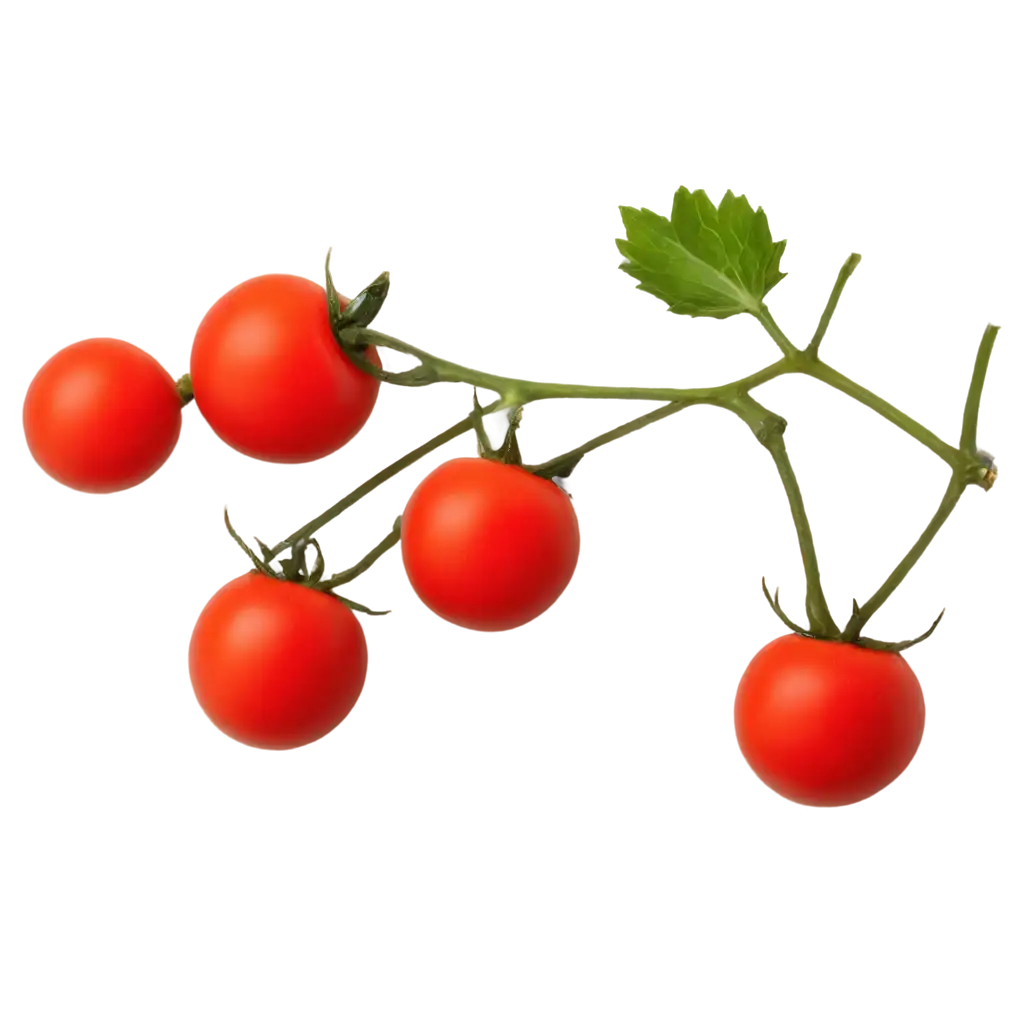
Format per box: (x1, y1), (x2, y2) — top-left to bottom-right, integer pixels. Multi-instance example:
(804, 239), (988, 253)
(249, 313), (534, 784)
(23, 337), (183, 493)
(189, 274), (382, 464)
(733, 634), (926, 807)
(400, 457), (581, 632)
(188, 573), (368, 750)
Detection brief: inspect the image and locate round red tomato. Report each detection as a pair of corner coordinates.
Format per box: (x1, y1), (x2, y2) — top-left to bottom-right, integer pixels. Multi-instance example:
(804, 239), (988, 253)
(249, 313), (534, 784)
(189, 573), (368, 750)
(734, 634), (925, 806)
(23, 338), (183, 493)
(401, 457), (580, 631)
(190, 274), (381, 463)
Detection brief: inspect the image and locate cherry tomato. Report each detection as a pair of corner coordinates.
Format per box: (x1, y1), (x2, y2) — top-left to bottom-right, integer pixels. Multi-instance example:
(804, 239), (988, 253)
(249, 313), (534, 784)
(401, 457), (580, 631)
(189, 573), (367, 750)
(189, 274), (381, 463)
(23, 338), (183, 493)
(734, 634), (925, 806)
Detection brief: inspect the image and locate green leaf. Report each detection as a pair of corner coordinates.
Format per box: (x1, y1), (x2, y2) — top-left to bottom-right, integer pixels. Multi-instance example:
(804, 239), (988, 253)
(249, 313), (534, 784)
(617, 188), (786, 319)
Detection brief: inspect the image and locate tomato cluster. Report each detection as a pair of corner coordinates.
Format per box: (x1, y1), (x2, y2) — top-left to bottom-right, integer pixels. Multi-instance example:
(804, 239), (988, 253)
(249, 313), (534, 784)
(23, 267), (931, 807)
(23, 276), (582, 747)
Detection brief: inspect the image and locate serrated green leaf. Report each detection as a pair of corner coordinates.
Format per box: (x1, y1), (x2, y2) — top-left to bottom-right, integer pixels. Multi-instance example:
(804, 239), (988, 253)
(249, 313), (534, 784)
(617, 188), (786, 319)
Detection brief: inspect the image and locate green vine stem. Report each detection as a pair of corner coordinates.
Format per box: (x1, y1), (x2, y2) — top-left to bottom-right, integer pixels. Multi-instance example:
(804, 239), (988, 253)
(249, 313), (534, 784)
(526, 401), (690, 479)
(313, 517), (402, 592)
(960, 324), (999, 463)
(261, 257), (997, 647)
(267, 402), (500, 560)
(806, 253), (861, 359)
(725, 393), (840, 637)
(840, 474), (963, 641)
(328, 255), (978, 479)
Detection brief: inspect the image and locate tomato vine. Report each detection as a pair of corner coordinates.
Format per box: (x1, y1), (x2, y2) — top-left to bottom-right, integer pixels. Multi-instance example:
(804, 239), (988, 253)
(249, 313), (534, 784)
(254, 218), (997, 652)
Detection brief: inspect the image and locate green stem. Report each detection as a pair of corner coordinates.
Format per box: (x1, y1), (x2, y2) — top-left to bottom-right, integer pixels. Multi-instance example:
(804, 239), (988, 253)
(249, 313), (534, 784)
(960, 324), (999, 455)
(728, 394), (839, 637)
(526, 401), (691, 478)
(806, 253), (861, 358)
(316, 518), (402, 591)
(351, 315), (962, 475)
(753, 269), (961, 464)
(754, 307), (799, 358)
(267, 404), (498, 559)
(802, 359), (960, 466)
(342, 327), (795, 406)
(844, 474), (965, 636)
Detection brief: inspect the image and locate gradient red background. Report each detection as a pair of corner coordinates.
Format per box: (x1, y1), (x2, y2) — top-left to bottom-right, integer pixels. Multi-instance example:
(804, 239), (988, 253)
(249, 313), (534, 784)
(2, 9), (1024, 1024)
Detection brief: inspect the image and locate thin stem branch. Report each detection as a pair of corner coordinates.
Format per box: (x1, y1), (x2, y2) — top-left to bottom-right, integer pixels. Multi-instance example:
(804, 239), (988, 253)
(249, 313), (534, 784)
(960, 324), (999, 453)
(845, 474), (965, 634)
(803, 359), (960, 466)
(729, 394), (839, 637)
(316, 518), (402, 591)
(754, 307), (799, 358)
(267, 404), (499, 559)
(806, 253), (861, 358)
(526, 401), (692, 478)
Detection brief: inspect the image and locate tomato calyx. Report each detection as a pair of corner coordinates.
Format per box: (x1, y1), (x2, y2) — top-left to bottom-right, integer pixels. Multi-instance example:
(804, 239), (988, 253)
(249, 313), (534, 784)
(524, 449), (586, 482)
(223, 508), (396, 616)
(325, 251), (390, 334)
(761, 577), (945, 653)
(467, 391), (582, 493)
(471, 390), (524, 467)
(325, 252), (441, 390)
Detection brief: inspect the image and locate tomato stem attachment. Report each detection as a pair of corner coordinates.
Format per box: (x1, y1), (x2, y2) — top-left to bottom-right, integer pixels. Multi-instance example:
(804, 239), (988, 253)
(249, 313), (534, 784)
(471, 389), (524, 466)
(221, 509), (329, 589)
(175, 373), (194, 407)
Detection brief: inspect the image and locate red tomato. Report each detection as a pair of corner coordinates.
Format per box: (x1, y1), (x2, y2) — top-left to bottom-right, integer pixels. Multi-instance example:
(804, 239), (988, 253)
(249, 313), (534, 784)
(401, 457), (580, 631)
(190, 274), (381, 463)
(189, 573), (367, 750)
(734, 634), (925, 806)
(23, 338), (183, 493)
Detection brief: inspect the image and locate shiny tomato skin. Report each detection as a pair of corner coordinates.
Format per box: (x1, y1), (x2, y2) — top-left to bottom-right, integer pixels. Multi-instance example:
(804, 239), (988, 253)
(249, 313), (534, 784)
(401, 457), (580, 631)
(23, 338), (182, 493)
(189, 574), (367, 750)
(734, 634), (925, 807)
(190, 274), (381, 463)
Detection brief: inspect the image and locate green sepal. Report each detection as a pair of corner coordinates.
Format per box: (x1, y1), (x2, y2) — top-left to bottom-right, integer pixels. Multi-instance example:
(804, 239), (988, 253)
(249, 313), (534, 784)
(253, 537), (275, 563)
(335, 595), (391, 616)
(325, 250), (390, 335)
(856, 609), (945, 653)
(528, 450), (585, 481)
(224, 508), (275, 577)
(472, 392), (523, 467)
(307, 539), (325, 586)
(278, 536), (309, 582)
(761, 578), (815, 637)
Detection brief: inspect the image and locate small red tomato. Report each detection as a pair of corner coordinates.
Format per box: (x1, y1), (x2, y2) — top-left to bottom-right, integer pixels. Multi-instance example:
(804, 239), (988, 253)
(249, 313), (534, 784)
(734, 634), (925, 806)
(401, 457), (580, 631)
(189, 574), (367, 750)
(23, 338), (183, 493)
(190, 274), (381, 463)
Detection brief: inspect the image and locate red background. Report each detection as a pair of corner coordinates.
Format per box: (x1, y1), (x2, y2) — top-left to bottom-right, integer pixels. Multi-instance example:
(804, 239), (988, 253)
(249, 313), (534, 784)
(2, 9), (1024, 1024)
